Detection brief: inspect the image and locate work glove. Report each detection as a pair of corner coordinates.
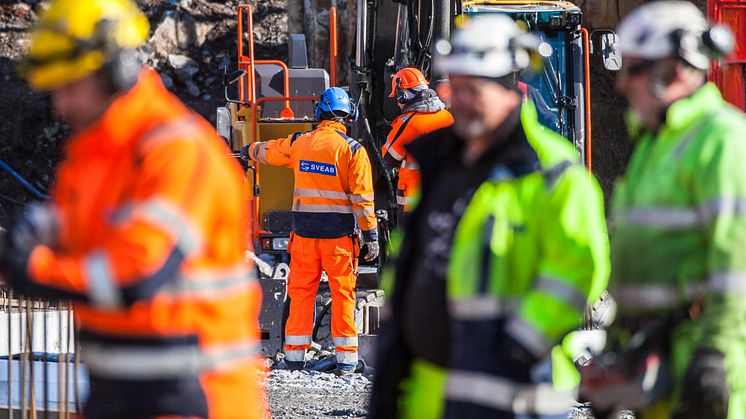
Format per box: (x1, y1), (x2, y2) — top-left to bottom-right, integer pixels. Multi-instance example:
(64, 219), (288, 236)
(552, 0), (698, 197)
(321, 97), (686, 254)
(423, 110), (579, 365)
(0, 203), (58, 289)
(239, 144), (252, 161)
(363, 239), (380, 261)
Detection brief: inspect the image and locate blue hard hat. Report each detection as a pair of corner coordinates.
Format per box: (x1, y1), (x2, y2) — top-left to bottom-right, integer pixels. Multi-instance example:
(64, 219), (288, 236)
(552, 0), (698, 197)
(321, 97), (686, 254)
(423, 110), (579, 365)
(315, 87), (356, 121)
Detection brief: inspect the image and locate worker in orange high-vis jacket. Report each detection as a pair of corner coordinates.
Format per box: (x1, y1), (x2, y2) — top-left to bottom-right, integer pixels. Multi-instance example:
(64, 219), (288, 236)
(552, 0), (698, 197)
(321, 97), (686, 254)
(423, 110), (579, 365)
(241, 87), (378, 375)
(382, 68), (453, 216)
(0, 1), (266, 417)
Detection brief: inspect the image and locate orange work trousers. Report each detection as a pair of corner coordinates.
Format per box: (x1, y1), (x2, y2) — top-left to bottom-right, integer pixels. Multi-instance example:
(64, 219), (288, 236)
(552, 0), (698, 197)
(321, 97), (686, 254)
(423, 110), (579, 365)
(284, 234), (359, 367)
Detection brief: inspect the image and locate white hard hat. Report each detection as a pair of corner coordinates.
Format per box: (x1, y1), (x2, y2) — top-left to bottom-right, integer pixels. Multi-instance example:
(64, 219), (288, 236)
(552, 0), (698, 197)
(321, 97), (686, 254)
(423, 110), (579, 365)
(434, 14), (539, 78)
(617, 1), (733, 70)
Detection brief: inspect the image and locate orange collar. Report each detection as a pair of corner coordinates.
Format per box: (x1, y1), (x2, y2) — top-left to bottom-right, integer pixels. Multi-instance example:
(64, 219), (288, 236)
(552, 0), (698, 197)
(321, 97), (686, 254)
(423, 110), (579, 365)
(316, 120), (347, 133)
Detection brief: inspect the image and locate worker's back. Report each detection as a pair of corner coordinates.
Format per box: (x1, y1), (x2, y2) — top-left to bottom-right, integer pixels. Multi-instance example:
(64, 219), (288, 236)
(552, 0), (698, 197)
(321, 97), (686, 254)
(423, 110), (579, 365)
(286, 120), (370, 238)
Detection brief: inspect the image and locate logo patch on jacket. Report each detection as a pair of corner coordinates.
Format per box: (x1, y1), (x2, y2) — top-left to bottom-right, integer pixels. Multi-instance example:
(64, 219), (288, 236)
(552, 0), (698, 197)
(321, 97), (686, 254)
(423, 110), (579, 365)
(299, 160), (337, 176)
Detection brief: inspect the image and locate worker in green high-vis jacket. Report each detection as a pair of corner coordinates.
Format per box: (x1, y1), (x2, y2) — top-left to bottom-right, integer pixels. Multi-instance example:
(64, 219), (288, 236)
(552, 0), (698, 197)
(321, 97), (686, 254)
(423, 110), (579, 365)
(368, 14), (610, 419)
(607, 1), (745, 418)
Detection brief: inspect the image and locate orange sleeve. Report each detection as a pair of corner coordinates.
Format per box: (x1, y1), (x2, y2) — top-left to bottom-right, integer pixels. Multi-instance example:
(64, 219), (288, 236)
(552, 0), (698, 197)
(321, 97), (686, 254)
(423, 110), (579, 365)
(248, 134), (293, 167)
(29, 137), (211, 309)
(347, 147), (378, 242)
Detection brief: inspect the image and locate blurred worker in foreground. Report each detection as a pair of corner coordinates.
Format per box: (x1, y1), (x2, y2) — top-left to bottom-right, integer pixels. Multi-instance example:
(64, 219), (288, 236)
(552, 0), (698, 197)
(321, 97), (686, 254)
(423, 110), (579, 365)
(369, 14), (609, 419)
(382, 67), (453, 217)
(0, 0), (266, 417)
(241, 87), (378, 375)
(584, 2), (746, 417)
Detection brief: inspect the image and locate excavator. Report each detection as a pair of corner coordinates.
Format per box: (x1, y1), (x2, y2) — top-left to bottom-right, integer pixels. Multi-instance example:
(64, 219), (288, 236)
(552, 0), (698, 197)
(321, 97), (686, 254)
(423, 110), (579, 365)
(216, 1), (621, 358)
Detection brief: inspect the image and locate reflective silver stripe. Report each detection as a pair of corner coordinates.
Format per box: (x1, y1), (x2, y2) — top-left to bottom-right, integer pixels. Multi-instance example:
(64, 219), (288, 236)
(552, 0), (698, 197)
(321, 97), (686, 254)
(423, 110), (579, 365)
(624, 198), (746, 230)
(83, 250), (123, 310)
(386, 147), (404, 161)
(353, 207), (375, 217)
(349, 194), (375, 204)
(159, 267), (256, 298)
(136, 117), (202, 153)
(257, 143), (268, 163)
(293, 188), (349, 200)
(400, 160), (420, 170)
(447, 370), (576, 415)
(699, 198), (746, 222)
(336, 351), (358, 365)
(110, 198), (203, 256)
(82, 340), (258, 379)
(709, 272), (746, 295)
(626, 207), (699, 229)
(505, 316), (551, 359)
(449, 296), (518, 320)
(285, 349), (305, 362)
(285, 335), (312, 345)
(535, 276), (587, 312)
(612, 283), (708, 310)
(292, 202), (353, 214)
(333, 336), (359, 347)
(396, 195), (416, 206)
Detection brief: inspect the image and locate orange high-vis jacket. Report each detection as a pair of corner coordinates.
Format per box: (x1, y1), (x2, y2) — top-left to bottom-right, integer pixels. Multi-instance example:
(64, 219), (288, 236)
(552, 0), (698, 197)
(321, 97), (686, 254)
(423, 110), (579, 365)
(25, 69), (266, 418)
(248, 120), (378, 242)
(382, 109), (453, 209)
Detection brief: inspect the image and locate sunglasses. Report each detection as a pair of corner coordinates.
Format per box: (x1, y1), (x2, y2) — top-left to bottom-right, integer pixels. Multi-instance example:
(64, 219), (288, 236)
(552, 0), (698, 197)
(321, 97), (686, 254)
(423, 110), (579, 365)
(619, 60), (655, 78)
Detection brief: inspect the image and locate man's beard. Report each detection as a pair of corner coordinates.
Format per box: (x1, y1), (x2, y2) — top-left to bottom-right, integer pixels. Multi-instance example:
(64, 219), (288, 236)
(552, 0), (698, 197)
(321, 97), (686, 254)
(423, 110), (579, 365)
(453, 117), (489, 139)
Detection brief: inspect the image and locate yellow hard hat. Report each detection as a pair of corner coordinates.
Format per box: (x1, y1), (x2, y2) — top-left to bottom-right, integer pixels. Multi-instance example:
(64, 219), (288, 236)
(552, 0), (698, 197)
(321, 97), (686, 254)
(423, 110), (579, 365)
(21, 0), (150, 91)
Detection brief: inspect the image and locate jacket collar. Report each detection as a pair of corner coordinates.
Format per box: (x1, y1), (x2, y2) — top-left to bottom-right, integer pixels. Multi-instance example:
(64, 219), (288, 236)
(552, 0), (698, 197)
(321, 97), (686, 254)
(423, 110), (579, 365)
(626, 82), (724, 141)
(317, 120), (347, 133)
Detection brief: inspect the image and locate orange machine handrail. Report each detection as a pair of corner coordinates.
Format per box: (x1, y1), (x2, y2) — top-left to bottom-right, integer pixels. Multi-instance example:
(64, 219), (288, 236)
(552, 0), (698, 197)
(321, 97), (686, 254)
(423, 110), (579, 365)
(330, 7), (338, 86)
(250, 96), (319, 240)
(580, 27), (592, 172)
(239, 59), (296, 118)
(237, 5), (256, 104)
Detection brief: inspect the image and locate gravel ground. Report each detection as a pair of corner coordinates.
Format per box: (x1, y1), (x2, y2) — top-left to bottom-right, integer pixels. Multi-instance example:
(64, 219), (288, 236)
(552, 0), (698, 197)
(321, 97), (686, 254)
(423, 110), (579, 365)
(267, 369), (372, 418)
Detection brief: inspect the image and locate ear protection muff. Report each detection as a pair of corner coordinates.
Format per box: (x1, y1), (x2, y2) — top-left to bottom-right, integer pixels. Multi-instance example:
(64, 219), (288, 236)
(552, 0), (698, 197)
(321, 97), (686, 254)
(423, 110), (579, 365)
(394, 77), (409, 104)
(95, 19), (141, 92)
(702, 24), (735, 58)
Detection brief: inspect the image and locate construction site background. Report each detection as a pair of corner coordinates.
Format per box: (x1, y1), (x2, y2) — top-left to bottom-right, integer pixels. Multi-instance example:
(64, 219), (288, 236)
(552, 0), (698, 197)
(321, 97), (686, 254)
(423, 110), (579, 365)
(0, 0), (709, 228)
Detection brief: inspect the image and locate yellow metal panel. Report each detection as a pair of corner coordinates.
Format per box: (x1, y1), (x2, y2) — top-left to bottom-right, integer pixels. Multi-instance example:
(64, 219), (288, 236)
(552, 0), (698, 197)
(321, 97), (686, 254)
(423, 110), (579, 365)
(255, 122), (313, 230)
(462, 1), (579, 11)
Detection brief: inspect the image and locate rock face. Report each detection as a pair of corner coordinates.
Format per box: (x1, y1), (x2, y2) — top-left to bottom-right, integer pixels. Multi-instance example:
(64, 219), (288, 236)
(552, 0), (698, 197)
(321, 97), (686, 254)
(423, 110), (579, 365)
(149, 11), (213, 57)
(287, 0), (356, 86)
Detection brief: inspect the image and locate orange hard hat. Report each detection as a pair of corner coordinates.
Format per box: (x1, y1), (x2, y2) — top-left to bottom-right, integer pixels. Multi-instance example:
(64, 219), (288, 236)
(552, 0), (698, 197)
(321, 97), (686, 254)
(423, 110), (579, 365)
(389, 67), (429, 97)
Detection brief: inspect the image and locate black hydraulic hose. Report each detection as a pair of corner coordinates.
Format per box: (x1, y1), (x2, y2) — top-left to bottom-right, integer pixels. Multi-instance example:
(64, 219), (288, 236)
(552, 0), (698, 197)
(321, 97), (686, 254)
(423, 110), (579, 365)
(0, 159), (47, 200)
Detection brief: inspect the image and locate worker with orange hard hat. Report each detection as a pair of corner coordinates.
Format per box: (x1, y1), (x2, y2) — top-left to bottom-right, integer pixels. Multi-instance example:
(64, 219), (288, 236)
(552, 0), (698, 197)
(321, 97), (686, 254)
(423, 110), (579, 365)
(382, 67), (453, 216)
(0, 0), (266, 417)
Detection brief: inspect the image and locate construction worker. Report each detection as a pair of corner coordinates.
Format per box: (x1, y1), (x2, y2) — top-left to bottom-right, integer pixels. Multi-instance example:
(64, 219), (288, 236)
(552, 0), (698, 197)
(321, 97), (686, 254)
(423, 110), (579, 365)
(599, 1), (746, 417)
(240, 87), (378, 375)
(369, 14), (609, 419)
(382, 68), (453, 216)
(0, 0), (266, 417)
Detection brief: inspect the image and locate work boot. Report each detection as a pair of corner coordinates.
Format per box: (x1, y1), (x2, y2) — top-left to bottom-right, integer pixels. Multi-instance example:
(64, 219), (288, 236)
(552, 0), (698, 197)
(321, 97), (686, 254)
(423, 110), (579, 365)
(333, 367), (355, 376)
(332, 360), (365, 376)
(285, 361), (306, 371)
